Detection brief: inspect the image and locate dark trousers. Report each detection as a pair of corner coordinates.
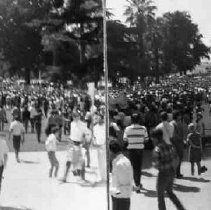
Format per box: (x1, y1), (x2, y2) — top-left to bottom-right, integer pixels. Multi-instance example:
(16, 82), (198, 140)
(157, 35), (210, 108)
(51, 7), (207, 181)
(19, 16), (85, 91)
(157, 169), (185, 210)
(30, 118), (35, 132)
(176, 150), (183, 176)
(112, 196), (130, 210)
(0, 165), (4, 192)
(0, 119), (4, 131)
(128, 149), (143, 187)
(35, 122), (41, 143)
(23, 119), (29, 133)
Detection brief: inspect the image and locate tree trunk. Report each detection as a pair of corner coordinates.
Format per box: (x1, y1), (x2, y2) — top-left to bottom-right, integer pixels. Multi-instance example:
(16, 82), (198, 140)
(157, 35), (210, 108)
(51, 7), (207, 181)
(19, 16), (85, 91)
(25, 68), (30, 85)
(155, 46), (159, 83)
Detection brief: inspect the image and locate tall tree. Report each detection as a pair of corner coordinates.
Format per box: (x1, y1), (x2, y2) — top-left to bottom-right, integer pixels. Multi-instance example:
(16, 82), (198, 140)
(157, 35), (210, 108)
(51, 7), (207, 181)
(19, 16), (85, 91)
(0, 0), (52, 83)
(161, 11), (210, 75)
(124, 0), (157, 79)
(38, 0), (104, 83)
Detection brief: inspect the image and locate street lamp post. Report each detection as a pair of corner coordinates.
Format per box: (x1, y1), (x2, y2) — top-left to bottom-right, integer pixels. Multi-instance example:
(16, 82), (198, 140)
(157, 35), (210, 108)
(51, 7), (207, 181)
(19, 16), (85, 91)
(102, 0), (110, 210)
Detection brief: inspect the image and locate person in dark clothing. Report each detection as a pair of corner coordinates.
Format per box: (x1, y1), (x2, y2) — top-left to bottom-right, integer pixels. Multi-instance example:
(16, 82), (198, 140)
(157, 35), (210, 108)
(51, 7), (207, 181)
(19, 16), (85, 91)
(152, 129), (186, 210)
(43, 99), (49, 118)
(21, 105), (30, 133)
(170, 111), (185, 178)
(34, 105), (43, 143)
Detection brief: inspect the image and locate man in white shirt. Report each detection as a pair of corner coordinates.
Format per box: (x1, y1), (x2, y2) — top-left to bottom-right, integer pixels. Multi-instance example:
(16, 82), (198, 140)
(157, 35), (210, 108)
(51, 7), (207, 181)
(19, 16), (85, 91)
(62, 111), (87, 182)
(9, 116), (25, 163)
(109, 140), (133, 210)
(93, 114), (106, 182)
(29, 103), (37, 133)
(156, 112), (174, 145)
(0, 134), (9, 193)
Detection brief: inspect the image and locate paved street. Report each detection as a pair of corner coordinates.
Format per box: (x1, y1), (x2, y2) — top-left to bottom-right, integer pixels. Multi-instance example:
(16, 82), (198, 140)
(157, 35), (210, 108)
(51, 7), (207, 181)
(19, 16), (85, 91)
(0, 147), (211, 210)
(0, 104), (211, 210)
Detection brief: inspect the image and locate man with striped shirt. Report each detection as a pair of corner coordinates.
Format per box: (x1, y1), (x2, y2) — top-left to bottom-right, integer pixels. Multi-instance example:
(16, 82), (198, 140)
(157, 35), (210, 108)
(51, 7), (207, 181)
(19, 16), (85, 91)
(123, 113), (148, 192)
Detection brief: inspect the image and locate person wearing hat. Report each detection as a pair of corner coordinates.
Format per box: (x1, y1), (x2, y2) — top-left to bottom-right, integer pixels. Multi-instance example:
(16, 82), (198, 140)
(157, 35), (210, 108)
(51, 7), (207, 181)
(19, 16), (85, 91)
(9, 115), (25, 163)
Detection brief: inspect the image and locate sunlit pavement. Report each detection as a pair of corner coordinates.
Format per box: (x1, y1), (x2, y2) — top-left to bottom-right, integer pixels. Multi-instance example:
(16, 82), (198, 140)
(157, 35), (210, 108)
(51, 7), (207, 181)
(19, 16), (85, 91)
(1, 104), (211, 210)
(0, 150), (107, 210)
(1, 148), (211, 210)
(130, 147), (211, 210)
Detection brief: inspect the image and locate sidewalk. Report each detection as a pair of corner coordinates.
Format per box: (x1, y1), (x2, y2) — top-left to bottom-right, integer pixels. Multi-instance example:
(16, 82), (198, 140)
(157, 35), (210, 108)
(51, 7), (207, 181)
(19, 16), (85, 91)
(1, 148), (211, 210)
(0, 151), (107, 210)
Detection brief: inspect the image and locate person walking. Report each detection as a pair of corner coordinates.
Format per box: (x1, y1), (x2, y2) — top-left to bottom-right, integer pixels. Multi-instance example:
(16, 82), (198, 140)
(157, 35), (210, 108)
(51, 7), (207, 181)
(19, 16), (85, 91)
(170, 111), (185, 178)
(109, 140), (133, 210)
(34, 105), (43, 143)
(21, 105), (30, 133)
(9, 115), (25, 163)
(29, 103), (36, 133)
(45, 126), (59, 178)
(187, 123), (203, 175)
(0, 134), (9, 194)
(156, 111), (174, 145)
(151, 129), (186, 210)
(93, 114), (106, 182)
(0, 106), (7, 131)
(62, 111), (86, 182)
(123, 113), (148, 192)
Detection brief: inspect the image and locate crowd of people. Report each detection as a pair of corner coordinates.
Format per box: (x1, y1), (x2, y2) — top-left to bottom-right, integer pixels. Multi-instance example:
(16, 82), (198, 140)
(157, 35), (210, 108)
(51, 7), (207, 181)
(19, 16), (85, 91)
(108, 75), (210, 210)
(0, 75), (210, 210)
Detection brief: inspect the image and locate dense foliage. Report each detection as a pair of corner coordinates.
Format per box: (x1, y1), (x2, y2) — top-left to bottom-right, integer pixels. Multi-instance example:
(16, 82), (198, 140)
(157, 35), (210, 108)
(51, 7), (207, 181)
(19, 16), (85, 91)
(107, 0), (210, 83)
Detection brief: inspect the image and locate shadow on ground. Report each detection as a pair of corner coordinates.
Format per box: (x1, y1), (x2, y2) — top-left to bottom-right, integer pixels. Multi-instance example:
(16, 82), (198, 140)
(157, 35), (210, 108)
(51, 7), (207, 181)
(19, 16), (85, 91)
(0, 206), (32, 210)
(181, 176), (210, 183)
(140, 188), (157, 198)
(173, 183), (200, 193)
(20, 160), (40, 164)
(142, 171), (156, 177)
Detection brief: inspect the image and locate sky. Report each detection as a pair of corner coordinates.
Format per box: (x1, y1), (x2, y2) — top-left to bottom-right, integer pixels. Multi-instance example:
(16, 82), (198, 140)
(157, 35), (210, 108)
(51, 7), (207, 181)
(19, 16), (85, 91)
(106, 0), (211, 47)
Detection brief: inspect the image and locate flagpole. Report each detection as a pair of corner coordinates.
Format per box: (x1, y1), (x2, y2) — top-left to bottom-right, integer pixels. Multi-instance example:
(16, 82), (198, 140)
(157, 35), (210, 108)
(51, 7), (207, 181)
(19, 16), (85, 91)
(102, 0), (110, 210)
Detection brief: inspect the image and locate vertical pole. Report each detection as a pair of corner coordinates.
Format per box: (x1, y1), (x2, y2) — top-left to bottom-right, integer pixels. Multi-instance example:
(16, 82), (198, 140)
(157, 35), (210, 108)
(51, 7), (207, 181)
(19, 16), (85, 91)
(102, 1), (110, 210)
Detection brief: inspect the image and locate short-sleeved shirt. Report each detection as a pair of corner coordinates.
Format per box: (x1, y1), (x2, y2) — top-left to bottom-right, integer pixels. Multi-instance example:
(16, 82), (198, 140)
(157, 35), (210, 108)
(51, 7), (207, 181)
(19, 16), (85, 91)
(111, 154), (133, 198)
(0, 139), (9, 166)
(45, 134), (57, 152)
(9, 120), (25, 136)
(70, 121), (86, 142)
(123, 124), (148, 149)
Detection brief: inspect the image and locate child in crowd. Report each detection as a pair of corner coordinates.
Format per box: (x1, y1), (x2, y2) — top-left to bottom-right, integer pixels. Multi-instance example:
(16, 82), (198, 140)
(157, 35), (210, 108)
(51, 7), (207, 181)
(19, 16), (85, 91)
(151, 129), (186, 210)
(62, 140), (86, 182)
(187, 123), (203, 175)
(45, 126), (59, 178)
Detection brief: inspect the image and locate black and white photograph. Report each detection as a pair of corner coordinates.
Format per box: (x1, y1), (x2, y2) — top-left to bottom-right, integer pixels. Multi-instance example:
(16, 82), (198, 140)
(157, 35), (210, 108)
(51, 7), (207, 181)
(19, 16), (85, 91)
(0, 0), (211, 210)
(0, 0), (107, 210)
(107, 0), (211, 210)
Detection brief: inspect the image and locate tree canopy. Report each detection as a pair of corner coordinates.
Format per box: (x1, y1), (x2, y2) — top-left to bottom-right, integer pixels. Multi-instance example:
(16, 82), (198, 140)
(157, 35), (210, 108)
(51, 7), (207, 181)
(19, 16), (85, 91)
(0, 0), (103, 84)
(107, 0), (210, 83)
